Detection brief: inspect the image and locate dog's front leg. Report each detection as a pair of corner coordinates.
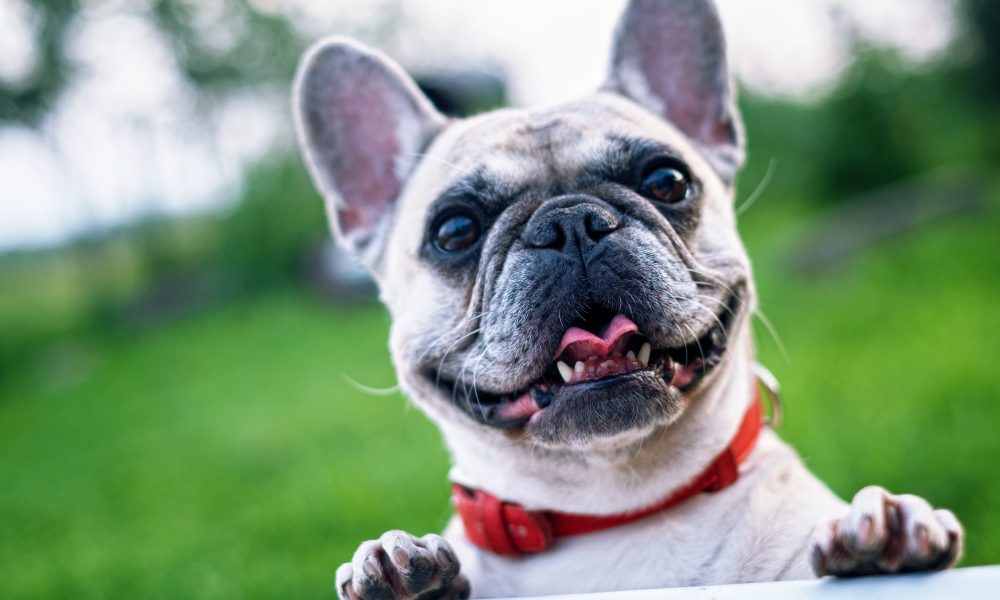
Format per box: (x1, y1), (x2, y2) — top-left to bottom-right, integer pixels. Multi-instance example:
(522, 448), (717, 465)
(810, 486), (964, 577)
(336, 531), (470, 600)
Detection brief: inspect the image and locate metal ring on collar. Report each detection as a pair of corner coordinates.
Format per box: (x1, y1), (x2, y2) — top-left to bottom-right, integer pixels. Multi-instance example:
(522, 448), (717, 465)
(753, 361), (783, 428)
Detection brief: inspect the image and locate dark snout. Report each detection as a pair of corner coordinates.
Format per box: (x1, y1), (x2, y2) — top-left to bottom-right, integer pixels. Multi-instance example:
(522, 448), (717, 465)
(521, 196), (622, 264)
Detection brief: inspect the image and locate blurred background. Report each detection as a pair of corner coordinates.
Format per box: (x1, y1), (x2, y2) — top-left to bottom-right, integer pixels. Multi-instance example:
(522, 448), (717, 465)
(1, 0), (998, 597)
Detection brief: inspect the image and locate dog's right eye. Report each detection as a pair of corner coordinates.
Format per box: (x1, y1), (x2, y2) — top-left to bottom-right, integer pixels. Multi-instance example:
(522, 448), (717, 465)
(433, 212), (482, 253)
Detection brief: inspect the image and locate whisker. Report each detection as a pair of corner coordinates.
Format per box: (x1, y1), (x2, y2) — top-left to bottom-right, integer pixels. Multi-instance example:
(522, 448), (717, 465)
(623, 288), (641, 317)
(691, 299), (738, 374)
(400, 151), (466, 173)
(341, 374), (400, 397)
(435, 326), (482, 391)
(735, 158), (776, 217)
(683, 265), (741, 302)
(692, 297), (730, 336)
(680, 320), (707, 369)
(464, 341), (491, 415)
(414, 309), (484, 365)
(753, 308), (791, 365)
(693, 293), (737, 320)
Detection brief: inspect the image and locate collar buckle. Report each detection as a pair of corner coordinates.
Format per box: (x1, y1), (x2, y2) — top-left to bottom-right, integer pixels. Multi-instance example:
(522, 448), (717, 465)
(452, 485), (553, 557)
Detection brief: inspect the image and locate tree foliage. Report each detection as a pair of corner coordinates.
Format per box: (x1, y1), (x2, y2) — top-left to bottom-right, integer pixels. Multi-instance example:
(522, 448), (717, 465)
(0, 0), (305, 124)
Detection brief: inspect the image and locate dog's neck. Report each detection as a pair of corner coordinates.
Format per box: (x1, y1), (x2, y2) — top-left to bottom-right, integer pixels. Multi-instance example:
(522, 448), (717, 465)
(438, 325), (755, 515)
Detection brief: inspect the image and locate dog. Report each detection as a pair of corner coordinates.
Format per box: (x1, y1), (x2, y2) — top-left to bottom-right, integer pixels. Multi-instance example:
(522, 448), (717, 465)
(292, 1), (964, 597)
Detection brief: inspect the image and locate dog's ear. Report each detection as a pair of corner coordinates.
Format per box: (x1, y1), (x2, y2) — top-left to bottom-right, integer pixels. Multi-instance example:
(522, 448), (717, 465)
(605, 0), (744, 180)
(293, 37), (446, 267)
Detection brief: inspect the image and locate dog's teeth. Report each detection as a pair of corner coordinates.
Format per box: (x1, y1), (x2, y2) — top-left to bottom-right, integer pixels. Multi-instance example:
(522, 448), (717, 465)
(574, 361), (585, 374)
(626, 350), (636, 362)
(638, 343), (651, 366)
(557, 361), (573, 383)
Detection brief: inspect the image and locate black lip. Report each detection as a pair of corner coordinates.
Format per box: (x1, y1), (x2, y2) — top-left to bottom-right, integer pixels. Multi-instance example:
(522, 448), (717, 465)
(429, 289), (743, 430)
(526, 370), (681, 441)
(571, 370), (644, 392)
(530, 386), (555, 408)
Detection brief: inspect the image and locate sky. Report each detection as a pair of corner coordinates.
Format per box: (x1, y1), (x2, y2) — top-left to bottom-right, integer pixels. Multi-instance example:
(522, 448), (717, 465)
(0, 0), (956, 251)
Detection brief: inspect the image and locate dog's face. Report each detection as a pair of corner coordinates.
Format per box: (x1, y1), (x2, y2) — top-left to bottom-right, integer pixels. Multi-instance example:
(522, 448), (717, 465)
(295, 0), (753, 450)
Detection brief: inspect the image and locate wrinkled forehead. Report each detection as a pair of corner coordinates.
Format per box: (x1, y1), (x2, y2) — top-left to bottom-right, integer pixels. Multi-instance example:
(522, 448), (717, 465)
(418, 94), (706, 198)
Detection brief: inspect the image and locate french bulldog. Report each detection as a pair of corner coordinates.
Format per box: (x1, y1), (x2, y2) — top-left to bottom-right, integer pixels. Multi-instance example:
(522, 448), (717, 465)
(292, 0), (964, 597)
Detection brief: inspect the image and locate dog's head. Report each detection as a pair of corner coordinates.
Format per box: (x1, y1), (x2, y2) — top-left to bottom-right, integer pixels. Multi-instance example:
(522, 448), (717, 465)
(294, 0), (753, 451)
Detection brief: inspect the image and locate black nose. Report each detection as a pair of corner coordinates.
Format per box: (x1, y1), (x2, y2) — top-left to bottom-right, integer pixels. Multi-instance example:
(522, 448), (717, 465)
(522, 196), (621, 257)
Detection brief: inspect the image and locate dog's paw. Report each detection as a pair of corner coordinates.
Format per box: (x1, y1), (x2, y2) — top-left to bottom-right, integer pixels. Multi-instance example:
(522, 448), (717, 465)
(810, 486), (963, 577)
(335, 531), (470, 600)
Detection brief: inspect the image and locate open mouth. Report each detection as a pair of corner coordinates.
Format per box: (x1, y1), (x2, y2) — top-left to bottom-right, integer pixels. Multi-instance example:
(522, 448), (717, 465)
(433, 293), (741, 430)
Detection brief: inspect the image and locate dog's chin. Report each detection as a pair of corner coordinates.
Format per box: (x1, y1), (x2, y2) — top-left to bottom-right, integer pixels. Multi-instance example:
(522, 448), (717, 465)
(523, 370), (683, 448)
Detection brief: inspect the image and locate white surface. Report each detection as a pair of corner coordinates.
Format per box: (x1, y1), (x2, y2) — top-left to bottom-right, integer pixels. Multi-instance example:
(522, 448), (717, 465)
(510, 566), (1000, 600)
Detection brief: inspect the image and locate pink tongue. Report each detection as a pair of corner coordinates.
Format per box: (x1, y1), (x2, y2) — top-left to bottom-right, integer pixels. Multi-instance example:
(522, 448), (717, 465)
(555, 314), (639, 362)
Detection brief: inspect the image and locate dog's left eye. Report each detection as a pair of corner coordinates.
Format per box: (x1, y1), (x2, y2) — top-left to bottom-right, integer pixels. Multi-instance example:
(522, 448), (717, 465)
(639, 163), (691, 204)
(433, 212), (481, 253)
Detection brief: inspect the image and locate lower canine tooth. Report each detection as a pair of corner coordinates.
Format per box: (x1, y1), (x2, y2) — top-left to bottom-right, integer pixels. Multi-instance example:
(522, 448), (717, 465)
(638, 343), (651, 366)
(557, 361), (573, 382)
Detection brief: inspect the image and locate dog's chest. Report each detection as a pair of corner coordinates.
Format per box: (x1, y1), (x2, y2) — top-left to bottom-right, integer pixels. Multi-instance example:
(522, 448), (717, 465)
(445, 435), (844, 597)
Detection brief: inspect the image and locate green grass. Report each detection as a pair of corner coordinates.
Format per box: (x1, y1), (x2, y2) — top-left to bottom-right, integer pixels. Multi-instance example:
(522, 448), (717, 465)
(1, 194), (999, 597)
(743, 190), (1000, 569)
(0, 295), (450, 598)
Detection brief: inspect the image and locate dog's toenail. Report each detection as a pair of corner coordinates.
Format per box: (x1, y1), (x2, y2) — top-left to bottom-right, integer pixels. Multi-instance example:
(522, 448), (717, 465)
(437, 547), (455, 565)
(811, 545), (826, 575)
(857, 515), (875, 547)
(363, 556), (379, 578)
(914, 524), (931, 555)
(392, 545), (410, 567)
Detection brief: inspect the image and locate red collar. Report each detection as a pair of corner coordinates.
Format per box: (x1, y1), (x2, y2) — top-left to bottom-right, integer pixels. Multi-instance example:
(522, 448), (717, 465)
(452, 388), (763, 556)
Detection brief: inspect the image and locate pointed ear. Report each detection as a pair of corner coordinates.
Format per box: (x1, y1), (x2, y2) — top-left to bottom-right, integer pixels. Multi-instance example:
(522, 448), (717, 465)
(293, 37), (446, 266)
(604, 0), (744, 181)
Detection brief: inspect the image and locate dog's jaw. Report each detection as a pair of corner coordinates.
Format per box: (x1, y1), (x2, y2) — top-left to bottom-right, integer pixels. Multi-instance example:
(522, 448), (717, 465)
(414, 313), (756, 515)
